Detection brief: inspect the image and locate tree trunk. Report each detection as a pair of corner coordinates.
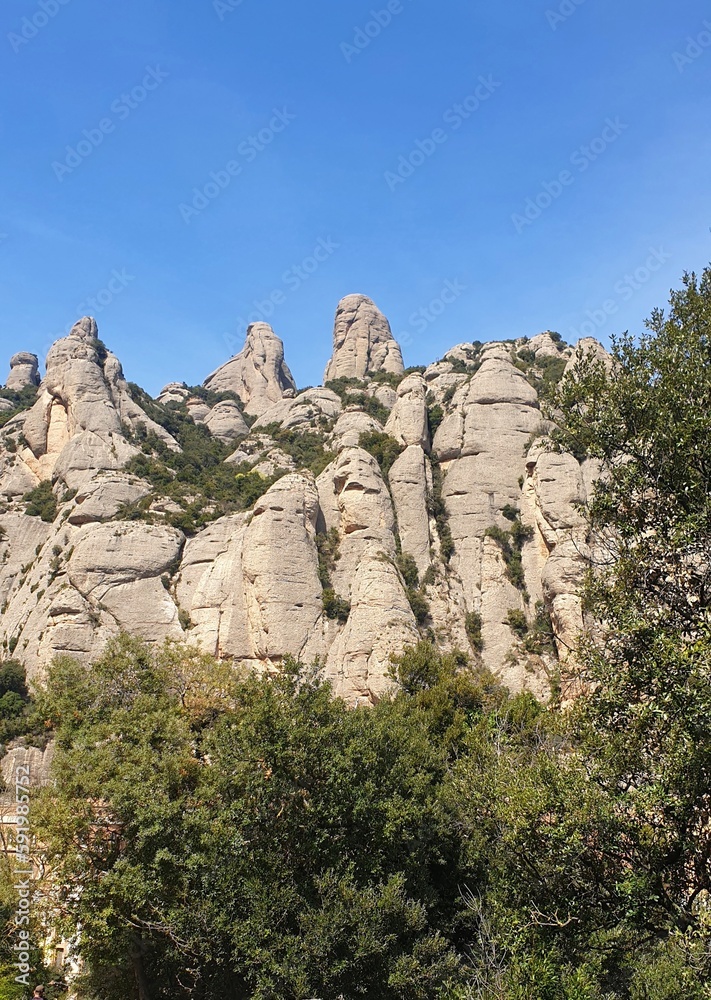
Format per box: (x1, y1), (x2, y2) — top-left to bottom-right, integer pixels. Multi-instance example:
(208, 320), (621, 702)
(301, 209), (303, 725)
(130, 935), (152, 1000)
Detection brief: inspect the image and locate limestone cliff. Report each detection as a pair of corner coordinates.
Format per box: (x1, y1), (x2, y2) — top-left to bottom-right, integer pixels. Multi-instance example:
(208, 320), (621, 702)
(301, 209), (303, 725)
(0, 302), (607, 705)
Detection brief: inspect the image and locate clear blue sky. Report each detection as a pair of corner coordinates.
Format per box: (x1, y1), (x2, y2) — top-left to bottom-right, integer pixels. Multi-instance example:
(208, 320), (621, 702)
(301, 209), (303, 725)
(1, 0), (710, 394)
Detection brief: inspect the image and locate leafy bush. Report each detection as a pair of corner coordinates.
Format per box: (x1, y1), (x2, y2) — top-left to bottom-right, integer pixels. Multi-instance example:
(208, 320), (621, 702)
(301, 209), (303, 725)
(23, 481), (57, 522)
(322, 587), (351, 622)
(123, 410), (277, 533)
(465, 610), (484, 652)
(358, 431), (404, 483)
(428, 403), (444, 436)
(259, 425), (335, 477)
(428, 460), (454, 562)
(485, 518), (533, 591)
(317, 529), (350, 621)
(0, 384), (38, 428)
(0, 660), (43, 746)
(506, 608), (529, 638)
(522, 601), (557, 656)
(396, 553), (430, 626)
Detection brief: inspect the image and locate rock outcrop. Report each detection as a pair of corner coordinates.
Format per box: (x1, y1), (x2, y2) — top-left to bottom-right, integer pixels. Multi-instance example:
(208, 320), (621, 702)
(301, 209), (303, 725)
(5, 352), (40, 390)
(204, 323), (296, 417)
(324, 295), (405, 382)
(0, 298), (611, 708)
(18, 317), (178, 489)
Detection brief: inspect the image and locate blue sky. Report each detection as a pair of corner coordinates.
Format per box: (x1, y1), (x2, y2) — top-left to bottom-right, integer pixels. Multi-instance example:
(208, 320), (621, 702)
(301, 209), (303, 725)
(1, 0), (710, 394)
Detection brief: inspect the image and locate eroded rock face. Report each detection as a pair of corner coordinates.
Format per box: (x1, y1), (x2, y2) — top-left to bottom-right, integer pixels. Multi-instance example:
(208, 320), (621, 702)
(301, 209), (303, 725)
(203, 400), (249, 442)
(204, 323), (297, 417)
(6, 352), (40, 390)
(325, 548), (418, 704)
(389, 445), (432, 578)
(385, 373), (430, 451)
(19, 317), (177, 488)
(324, 295), (404, 382)
(253, 388), (341, 433)
(241, 473), (325, 663)
(317, 447), (397, 598)
(0, 309), (609, 709)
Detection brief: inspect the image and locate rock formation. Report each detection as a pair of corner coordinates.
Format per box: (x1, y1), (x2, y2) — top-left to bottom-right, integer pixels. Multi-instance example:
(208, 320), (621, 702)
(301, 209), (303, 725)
(324, 294), (405, 382)
(203, 323), (296, 417)
(5, 352), (40, 390)
(0, 301), (609, 707)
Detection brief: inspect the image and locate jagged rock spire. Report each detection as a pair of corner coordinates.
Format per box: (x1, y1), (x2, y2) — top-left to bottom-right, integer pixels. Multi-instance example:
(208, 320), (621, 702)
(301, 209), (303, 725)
(203, 323), (296, 417)
(5, 352), (40, 390)
(324, 294), (404, 383)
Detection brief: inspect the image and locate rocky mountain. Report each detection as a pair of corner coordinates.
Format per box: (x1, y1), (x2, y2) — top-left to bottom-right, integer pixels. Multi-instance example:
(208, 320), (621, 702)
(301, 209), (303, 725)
(0, 294), (606, 705)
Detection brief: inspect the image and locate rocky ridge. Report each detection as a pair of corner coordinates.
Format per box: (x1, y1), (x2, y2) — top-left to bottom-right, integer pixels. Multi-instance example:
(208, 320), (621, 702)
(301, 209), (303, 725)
(0, 295), (606, 704)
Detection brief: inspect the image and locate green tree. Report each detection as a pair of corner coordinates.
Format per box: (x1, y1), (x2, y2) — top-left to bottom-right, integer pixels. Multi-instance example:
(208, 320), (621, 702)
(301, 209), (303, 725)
(33, 638), (495, 999)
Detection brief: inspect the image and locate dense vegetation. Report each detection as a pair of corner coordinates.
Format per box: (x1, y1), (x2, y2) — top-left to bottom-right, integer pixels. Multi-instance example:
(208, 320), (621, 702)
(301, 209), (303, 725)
(22, 481), (58, 523)
(2, 270), (711, 997)
(0, 385), (38, 429)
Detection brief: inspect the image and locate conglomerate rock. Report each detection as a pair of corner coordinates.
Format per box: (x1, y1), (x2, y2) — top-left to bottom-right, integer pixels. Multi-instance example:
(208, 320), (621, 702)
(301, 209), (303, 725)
(0, 299), (612, 709)
(204, 323), (297, 417)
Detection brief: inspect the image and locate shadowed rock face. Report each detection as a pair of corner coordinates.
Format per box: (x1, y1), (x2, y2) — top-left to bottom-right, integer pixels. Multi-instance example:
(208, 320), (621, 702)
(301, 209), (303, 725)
(0, 302), (611, 706)
(203, 323), (296, 417)
(5, 352), (40, 391)
(324, 294), (404, 382)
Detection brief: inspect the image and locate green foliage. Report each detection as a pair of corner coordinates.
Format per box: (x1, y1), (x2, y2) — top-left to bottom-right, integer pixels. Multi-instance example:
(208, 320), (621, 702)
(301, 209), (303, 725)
(124, 425), (274, 534)
(34, 637), (476, 998)
(442, 384), (458, 407)
(396, 553), (431, 626)
(443, 343), (483, 375)
(428, 461), (454, 562)
(0, 660), (46, 747)
(316, 528), (351, 621)
(522, 601), (557, 656)
(505, 607), (528, 638)
(514, 344), (569, 401)
(321, 587), (351, 622)
(23, 481), (57, 522)
(120, 382), (279, 532)
(485, 518), (533, 592)
(428, 403), (444, 436)
(465, 611), (484, 653)
(325, 378), (392, 424)
(358, 430), (405, 483)
(0, 384), (38, 428)
(258, 424), (335, 477)
(501, 503), (519, 522)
